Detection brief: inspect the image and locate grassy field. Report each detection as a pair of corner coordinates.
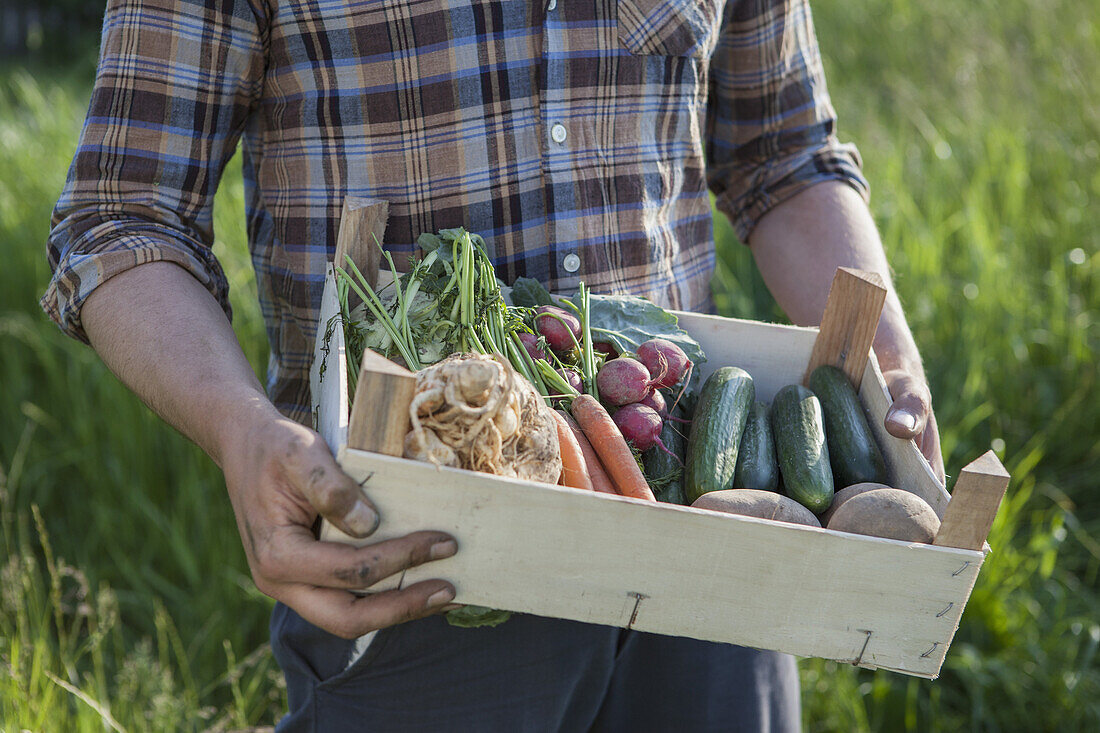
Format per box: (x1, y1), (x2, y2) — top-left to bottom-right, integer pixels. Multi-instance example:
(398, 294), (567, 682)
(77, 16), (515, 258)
(2, 0), (1098, 730)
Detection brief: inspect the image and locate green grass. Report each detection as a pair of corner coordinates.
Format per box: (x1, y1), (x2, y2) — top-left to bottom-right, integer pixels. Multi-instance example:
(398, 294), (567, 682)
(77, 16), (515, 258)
(0, 67), (280, 730)
(2, 0), (1099, 729)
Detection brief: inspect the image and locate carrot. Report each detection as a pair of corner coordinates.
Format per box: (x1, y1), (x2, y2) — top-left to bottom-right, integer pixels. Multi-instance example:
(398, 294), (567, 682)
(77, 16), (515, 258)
(570, 395), (656, 501)
(551, 410), (594, 491)
(562, 411), (617, 494)
(557, 409), (617, 494)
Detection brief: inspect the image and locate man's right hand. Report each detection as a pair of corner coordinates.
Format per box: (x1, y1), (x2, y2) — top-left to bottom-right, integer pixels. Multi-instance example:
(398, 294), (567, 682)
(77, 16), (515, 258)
(222, 412), (459, 639)
(81, 262), (457, 641)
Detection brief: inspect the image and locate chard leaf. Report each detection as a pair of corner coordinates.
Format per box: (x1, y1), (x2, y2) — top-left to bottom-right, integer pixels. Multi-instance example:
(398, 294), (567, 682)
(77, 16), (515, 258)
(417, 232), (444, 254)
(417, 233), (456, 269)
(445, 606), (512, 628)
(510, 277), (555, 308)
(568, 293), (707, 370)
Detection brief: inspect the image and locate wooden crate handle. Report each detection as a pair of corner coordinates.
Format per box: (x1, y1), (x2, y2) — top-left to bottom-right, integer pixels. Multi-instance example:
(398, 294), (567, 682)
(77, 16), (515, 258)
(334, 196), (389, 290)
(803, 267), (888, 389)
(347, 349), (417, 456)
(933, 450), (1010, 551)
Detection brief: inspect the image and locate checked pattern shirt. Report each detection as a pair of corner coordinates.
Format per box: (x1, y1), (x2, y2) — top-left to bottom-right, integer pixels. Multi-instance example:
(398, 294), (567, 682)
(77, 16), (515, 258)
(43, 0), (867, 422)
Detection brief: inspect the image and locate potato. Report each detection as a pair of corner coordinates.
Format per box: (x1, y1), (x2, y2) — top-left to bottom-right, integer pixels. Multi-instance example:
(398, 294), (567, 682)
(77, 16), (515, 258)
(692, 490), (821, 527)
(825, 488), (941, 543)
(818, 482), (891, 525)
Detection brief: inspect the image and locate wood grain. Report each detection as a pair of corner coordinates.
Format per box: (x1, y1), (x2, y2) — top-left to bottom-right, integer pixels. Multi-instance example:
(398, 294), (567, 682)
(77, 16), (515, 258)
(347, 349), (416, 456)
(934, 451), (1010, 551)
(803, 267), (887, 389)
(334, 448), (983, 678)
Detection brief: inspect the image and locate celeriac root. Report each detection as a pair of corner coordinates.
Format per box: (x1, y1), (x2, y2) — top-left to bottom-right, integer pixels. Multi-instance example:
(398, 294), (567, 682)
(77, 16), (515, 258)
(404, 353), (561, 484)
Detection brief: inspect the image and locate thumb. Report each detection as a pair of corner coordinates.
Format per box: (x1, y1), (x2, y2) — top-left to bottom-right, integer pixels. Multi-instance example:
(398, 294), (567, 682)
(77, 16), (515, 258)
(285, 430), (380, 538)
(882, 369), (932, 440)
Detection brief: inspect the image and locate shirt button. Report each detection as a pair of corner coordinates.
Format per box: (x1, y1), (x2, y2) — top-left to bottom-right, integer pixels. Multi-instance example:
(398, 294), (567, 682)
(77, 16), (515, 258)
(562, 253), (581, 273)
(550, 123), (568, 144)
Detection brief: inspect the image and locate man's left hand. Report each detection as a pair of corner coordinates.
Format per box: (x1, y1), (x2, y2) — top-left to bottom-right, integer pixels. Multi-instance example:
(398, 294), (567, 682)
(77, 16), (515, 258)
(882, 369), (945, 484)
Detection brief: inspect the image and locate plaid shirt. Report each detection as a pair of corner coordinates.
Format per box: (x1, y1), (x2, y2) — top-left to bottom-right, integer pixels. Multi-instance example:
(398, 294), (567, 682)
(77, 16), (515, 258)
(43, 0), (866, 422)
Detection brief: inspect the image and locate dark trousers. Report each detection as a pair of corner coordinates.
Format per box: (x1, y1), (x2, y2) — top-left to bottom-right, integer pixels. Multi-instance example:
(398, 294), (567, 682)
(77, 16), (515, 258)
(272, 604), (801, 732)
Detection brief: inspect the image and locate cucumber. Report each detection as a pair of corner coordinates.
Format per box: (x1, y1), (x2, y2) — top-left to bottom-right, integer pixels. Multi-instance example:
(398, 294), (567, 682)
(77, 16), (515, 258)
(770, 384), (834, 513)
(809, 365), (888, 487)
(685, 367), (755, 503)
(655, 480), (686, 505)
(643, 406), (688, 505)
(733, 401), (779, 490)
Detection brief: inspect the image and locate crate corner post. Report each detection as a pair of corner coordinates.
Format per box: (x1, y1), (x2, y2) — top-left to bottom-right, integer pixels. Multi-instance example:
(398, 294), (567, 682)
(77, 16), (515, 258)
(347, 350), (417, 456)
(934, 450), (1010, 551)
(803, 267), (887, 388)
(334, 196), (389, 288)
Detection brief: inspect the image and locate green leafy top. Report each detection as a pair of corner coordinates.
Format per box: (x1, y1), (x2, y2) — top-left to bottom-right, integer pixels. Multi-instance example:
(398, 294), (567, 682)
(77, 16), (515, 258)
(445, 605), (513, 628)
(510, 276), (706, 371)
(574, 293), (706, 370)
(510, 276), (555, 308)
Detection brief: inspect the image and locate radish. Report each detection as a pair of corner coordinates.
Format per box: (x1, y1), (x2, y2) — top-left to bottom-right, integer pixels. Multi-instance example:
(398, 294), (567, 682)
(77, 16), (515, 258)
(533, 306), (581, 352)
(613, 403), (678, 460)
(637, 338), (692, 388)
(639, 389), (667, 418)
(593, 342), (618, 358)
(557, 368), (583, 393)
(518, 331), (548, 362)
(596, 357), (658, 406)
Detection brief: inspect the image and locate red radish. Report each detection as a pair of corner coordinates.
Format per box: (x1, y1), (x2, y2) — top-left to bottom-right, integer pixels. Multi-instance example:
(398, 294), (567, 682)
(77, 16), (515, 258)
(612, 404), (678, 462)
(557, 368), (584, 393)
(596, 357), (658, 406)
(533, 306), (581, 352)
(518, 331), (548, 362)
(593, 342), (618, 358)
(639, 389), (667, 418)
(637, 338), (691, 388)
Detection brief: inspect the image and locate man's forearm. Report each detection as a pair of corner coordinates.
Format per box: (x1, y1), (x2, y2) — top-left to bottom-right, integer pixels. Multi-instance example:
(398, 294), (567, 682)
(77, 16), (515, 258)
(80, 260), (458, 634)
(747, 180), (944, 480)
(81, 261), (275, 467)
(747, 181), (924, 378)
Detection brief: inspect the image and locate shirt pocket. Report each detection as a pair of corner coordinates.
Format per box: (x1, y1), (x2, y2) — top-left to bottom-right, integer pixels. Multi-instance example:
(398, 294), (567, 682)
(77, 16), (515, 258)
(615, 0), (723, 59)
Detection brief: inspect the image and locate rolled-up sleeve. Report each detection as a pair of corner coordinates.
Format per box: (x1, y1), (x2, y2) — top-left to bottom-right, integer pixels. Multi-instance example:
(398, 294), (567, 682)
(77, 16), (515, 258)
(41, 0), (266, 342)
(706, 0), (869, 242)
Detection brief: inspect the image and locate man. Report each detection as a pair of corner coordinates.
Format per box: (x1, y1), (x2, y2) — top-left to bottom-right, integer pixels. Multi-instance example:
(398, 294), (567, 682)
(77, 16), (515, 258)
(44, 0), (944, 729)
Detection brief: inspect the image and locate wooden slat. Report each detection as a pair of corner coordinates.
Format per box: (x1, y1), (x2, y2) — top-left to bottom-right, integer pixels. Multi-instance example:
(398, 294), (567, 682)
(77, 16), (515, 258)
(858, 355), (951, 514)
(310, 266), (349, 454)
(335, 448), (983, 678)
(333, 197), (388, 290)
(675, 311), (819, 399)
(347, 349), (416, 456)
(803, 267), (887, 389)
(934, 451), (1010, 550)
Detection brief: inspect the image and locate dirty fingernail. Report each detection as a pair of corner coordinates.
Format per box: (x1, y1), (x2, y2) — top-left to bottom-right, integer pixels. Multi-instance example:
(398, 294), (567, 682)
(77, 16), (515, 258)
(430, 539), (458, 560)
(426, 588), (455, 608)
(345, 501), (379, 535)
(889, 410), (918, 433)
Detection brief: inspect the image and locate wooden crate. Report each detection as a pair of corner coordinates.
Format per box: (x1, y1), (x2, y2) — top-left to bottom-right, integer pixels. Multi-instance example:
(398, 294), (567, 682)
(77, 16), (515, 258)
(309, 260), (1007, 680)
